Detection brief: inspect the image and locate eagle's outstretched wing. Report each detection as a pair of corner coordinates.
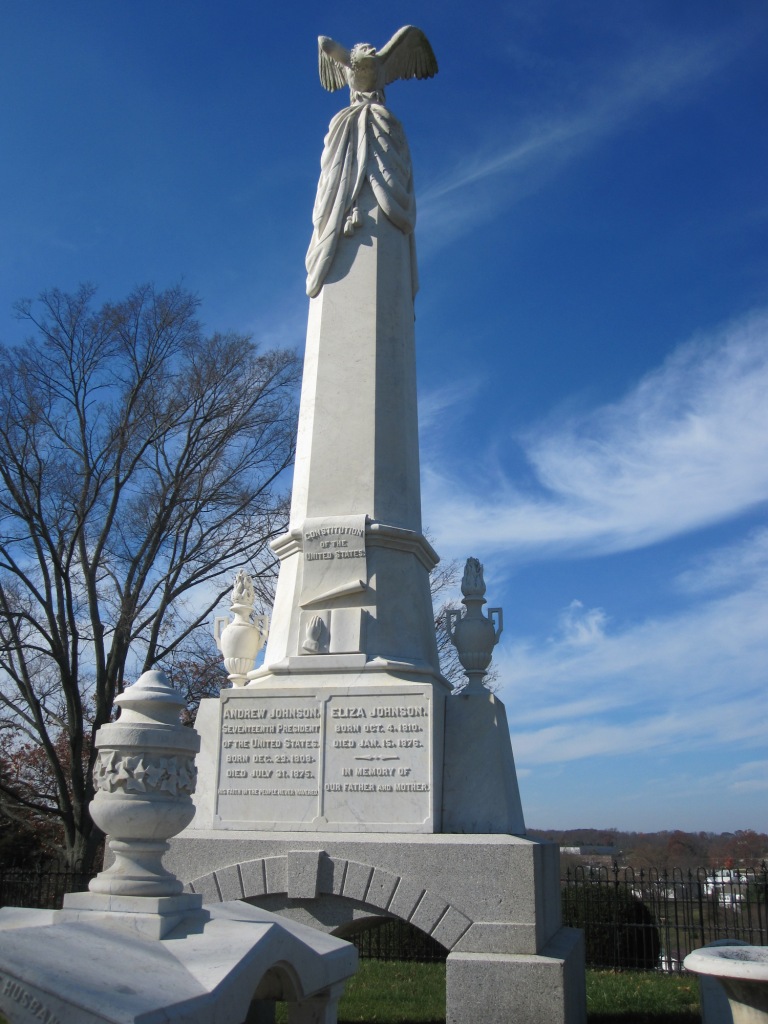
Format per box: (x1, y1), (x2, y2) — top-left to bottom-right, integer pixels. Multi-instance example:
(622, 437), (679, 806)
(318, 36), (350, 92)
(377, 26), (438, 86)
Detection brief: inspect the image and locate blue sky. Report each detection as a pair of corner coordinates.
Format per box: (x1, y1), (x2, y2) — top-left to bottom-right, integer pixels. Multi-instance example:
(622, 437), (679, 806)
(2, 1), (767, 833)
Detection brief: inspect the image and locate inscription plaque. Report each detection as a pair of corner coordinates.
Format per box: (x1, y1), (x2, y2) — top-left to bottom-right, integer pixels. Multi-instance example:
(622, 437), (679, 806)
(300, 514), (367, 608)
(0, 970), (64, 1024)
(214, 685), (438, 832)
(217, 693), (321, 826)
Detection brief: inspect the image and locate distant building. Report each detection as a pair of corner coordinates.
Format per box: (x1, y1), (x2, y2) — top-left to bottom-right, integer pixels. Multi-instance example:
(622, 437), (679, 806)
(704, 869), (749, 910)
(560, 846), (617, 857)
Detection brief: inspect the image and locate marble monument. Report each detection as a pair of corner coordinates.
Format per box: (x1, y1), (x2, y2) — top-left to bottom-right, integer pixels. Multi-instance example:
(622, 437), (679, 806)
(169, 26), (586, 1024)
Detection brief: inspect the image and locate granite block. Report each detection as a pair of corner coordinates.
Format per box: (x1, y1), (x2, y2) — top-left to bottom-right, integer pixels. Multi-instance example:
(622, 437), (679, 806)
(388, 877), (426, 921)
(264, 856), (287, 895)
(288, 851), (322, 899)
(410, 891), (449, 935)
(342, 862), (373, 902)
(430, 906), (472, 951)
(216, 863), (245, 901)
(365, 868), (399, 911)
(240, 859), (267, 898)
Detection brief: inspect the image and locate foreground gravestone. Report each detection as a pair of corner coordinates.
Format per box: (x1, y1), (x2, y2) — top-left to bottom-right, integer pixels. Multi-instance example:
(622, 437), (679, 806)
(168, 26), (585, 1024)
(0, 671), (356, 1024)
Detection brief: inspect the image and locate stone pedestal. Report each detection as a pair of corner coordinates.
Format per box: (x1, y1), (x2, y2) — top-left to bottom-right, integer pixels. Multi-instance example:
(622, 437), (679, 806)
(166, 827), (585, 1024)
(175, 614), (582, 1024)
(447, 932), (586, 1024)
(442, 690), (525, 834)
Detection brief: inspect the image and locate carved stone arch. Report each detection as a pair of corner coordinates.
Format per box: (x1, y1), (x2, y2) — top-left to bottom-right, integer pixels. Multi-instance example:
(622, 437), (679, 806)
(252, 962), (303, 1002)
(187, 851), (473, 951)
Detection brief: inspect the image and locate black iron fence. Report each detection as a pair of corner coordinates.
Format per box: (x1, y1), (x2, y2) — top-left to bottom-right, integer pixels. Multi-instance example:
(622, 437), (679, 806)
(2, 858), (766, 971)
(562, 862), (768, 972)
(0, 859), (94, 911)
(348, 918), (448, 962)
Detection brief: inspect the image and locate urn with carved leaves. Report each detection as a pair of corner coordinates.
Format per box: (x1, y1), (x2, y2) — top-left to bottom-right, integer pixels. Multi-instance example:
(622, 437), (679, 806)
(89, 669), (200, 897)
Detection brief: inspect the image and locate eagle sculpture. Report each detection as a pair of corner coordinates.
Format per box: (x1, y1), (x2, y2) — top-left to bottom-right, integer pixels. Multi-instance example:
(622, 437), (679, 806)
(306, 26), (437, 298)
(317, 26), (438, 103)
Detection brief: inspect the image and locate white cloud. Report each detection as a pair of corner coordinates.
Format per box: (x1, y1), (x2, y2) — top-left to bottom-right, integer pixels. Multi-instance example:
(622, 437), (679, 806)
(676, 528), (768, 596)
(417, 377), (482, 436)
(727, 761), (768, 795)
(555, 600), (608, 647)
(494, 561), (768, 769)
(425, 308), (768, 560)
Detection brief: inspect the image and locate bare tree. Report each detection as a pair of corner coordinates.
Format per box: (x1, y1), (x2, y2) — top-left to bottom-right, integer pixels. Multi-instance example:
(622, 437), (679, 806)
(430, 555), (465, 688)
(0, 283), (299, 869)
(162, 632), (229, 727)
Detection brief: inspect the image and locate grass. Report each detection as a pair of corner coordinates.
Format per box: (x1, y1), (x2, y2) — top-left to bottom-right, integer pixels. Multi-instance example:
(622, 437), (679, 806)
(276, 962), (702, 1024)
(587, 970), (701, 1023)
(275, 961), (446, 1023)
(338, 961), (446, 1023)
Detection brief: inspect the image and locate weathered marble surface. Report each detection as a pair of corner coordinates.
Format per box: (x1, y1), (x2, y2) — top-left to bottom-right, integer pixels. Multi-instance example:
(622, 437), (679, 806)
(258, 182), (444, 683)
(0, 901), (356, 1024)
(168, 831), (563, 955)
(0, 668), (357, 1024)
(209, 684), (442, 833)
(166, 24), (586, 1024)
(167, 831), (586, 1024)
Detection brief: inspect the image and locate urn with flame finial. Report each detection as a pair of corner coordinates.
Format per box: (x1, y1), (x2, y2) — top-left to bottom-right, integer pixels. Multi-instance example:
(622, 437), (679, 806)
(214, 569), (269, 686)
(446, 558), (503, 694)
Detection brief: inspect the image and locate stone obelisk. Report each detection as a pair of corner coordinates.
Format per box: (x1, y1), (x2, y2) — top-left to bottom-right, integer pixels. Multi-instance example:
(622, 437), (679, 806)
(258, 28), (442, 684)
(198, 27), (449, 835)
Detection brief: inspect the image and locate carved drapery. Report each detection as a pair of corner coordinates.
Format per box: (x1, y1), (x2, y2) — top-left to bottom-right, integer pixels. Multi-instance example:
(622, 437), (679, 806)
(306, 101), (418, 299)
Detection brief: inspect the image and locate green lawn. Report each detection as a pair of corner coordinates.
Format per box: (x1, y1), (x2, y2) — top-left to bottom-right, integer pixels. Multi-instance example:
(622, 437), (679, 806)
(338, 961), (447, 1023)
(284, 962), (702, 1024)
(586, 970), (701, 1023)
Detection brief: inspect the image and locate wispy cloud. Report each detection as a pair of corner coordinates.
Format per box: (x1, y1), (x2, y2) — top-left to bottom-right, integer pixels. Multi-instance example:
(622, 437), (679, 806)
(495, 559), (768, 769)
(676, 528), (768, 596)
(424, 308), (768, 559)
(428, 302), (768, 819)
(418, 27), (750, 250)
(557, 600), (609, 647)
(417, 376), (483, 436)
(727, 762), (768, 795)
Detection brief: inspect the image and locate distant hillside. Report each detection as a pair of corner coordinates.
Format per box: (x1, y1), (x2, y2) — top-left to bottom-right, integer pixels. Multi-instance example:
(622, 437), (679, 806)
(527, 827), (768, 870)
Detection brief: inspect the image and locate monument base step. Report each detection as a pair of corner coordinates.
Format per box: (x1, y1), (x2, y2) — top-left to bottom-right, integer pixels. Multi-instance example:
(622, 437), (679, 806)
(446, 928), (586, 1024)
(167, 830), (562, 957)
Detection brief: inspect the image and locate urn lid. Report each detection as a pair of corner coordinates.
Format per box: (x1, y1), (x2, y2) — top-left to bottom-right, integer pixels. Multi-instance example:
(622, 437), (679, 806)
(98, 669), (199, 753)
(116, 669), (186, 725)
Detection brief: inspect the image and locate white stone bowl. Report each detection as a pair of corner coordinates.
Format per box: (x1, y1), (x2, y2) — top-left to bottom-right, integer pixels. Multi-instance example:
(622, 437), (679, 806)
(684, 946), (768, 981)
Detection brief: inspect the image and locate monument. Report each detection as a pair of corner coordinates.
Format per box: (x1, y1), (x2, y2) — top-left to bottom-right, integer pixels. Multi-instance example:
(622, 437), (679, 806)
(168, 26), (586, 1024)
